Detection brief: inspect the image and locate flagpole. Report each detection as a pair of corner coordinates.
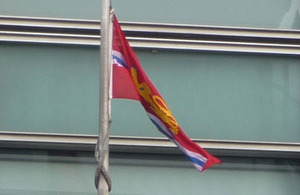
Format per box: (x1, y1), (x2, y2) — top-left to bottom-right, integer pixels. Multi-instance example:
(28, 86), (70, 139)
(96, 0), (112, 195)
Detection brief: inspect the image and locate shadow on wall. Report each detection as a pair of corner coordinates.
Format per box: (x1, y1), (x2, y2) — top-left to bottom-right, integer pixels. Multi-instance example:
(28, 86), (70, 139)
(280, 0), (300, 29)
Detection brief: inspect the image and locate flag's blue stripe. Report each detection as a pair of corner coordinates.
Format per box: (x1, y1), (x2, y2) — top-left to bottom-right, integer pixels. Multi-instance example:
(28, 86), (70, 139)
(185, 154), (206, 168)
(150, 118), (173, 140)
(113, 54), (128, 68)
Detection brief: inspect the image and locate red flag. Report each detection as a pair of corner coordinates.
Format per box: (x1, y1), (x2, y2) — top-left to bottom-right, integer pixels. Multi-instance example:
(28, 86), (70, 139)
(112, 15), (221, 171)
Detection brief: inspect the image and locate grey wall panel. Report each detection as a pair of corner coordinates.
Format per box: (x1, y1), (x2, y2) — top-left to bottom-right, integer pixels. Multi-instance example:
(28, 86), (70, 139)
(0, 152), (299, 195)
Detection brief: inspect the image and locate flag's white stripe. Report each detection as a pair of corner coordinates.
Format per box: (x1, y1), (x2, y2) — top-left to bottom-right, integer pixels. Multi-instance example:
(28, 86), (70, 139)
(194, 163), (205, 172)
(175, 141), (206, 170)
(174, 139), (207, 164)
(113, 56), (126, 68)
(112, 50), (127, 68)
(113, 50), (124, 61)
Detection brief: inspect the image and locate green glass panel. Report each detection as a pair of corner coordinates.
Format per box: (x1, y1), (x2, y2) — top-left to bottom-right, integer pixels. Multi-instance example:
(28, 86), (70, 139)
(0, 151), (299, 195)
(0, 44), (100, 134)
(0, 44), (299, 142)
(0, 0), (299, 29)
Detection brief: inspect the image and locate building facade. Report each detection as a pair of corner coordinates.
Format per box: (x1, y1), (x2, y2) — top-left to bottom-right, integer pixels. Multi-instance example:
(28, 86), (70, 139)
(0, 0), (299, 194)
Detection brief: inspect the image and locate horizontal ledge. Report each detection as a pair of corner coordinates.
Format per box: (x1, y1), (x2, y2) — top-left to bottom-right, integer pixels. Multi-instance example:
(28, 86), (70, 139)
(1, 31), (300, 55)
(0, 131), (299, 159)
(129, 38), (300, 55)
(1, 15), (300, 39)
(0, 31), (99, 45)
(0, 15), (300, 55)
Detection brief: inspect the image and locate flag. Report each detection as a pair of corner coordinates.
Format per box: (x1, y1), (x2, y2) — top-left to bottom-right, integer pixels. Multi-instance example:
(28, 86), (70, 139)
(112, 14), (221, 171)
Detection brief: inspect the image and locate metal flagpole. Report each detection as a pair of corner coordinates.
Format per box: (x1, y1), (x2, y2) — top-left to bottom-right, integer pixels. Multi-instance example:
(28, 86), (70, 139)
(95, 0), (112, 195)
